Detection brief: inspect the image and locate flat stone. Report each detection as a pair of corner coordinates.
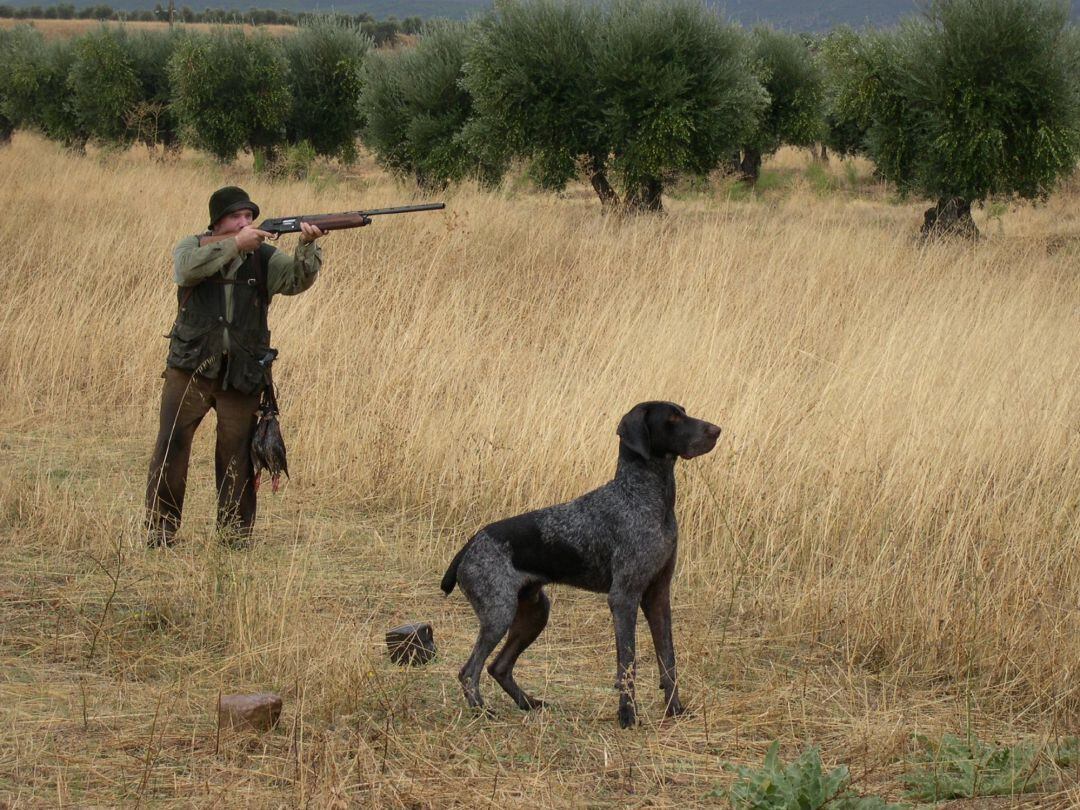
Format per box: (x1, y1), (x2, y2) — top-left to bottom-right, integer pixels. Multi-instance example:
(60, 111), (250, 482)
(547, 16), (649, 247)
(386, 622), (436, 666)
(217, 693), (283, 732)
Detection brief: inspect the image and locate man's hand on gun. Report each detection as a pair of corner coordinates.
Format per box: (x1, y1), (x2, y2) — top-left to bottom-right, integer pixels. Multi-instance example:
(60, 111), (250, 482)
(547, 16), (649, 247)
(234, 225), (275, 252)
(231, 221), (332, 252)
(299, 220), (332, 245)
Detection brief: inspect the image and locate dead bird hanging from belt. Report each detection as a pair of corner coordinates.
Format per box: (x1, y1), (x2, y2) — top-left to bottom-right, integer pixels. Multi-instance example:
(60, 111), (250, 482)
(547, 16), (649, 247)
(251, 349), (288, 493)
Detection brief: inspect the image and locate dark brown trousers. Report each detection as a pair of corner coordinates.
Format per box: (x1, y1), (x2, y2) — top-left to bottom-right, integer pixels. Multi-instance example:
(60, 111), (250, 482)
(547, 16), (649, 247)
(146, 367), (261, 546)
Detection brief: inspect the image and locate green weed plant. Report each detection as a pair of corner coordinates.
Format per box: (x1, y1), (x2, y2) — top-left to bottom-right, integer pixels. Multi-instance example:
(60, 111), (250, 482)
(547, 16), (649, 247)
(900, 733), (1078, 801)
(805, 162), (838, 195)
(718, 741), (899, 809)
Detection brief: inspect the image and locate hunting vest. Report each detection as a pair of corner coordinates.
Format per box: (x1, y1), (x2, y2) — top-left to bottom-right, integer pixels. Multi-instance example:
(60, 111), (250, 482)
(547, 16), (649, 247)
(166, 241), (276, 396)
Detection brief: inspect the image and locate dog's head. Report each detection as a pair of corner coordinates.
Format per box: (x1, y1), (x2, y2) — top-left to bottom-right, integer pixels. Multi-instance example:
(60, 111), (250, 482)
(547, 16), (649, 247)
(616, 401), (721, 461)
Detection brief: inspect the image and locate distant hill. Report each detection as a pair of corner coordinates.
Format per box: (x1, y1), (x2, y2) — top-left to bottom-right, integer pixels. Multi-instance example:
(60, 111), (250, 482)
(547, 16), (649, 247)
(717, 0), (922, 31)
(4, 0), (1079, 31)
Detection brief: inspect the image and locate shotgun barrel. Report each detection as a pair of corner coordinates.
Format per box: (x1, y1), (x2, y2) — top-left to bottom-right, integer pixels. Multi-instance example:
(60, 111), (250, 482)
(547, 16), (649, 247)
(353, 203), (446, 217)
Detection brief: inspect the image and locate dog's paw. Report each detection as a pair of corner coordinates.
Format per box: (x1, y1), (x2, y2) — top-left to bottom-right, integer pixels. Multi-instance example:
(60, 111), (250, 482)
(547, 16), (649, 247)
(664, 699), (686, 718)
(517, 696), (547, 711)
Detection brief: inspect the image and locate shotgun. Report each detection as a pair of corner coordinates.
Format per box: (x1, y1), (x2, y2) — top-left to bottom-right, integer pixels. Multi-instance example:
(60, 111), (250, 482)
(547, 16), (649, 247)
(200, 202), (445, 245)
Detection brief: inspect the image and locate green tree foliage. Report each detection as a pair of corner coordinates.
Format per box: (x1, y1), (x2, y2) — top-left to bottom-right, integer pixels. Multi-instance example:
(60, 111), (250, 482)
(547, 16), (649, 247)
(126, 30), (186, 152)
(0, 27), (86, 149)
(0, 25), (18, 142)
(283, 18), (370, 162)
(67, 27), (139, 146)
(2, 25), (167, 152)
(817, 27), (869, 159)
(362, 18), (401, 46)
(361, 22), (503, 189)
(595, 0), (766, 210)
(835, 30), (918, 187)
(862, 0), (1080, 236)
(463, 0), (617, 204)
(78, 5), (113, 20)
(168, 29), (291, 164)
(737, 27), (827, 181)
(1, 25), (49, 131)
(37, 39), (86, 149)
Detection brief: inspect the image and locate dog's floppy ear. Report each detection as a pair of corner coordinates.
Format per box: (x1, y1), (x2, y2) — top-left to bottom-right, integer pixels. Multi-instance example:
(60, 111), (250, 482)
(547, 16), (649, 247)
(617, 404), (651, 459)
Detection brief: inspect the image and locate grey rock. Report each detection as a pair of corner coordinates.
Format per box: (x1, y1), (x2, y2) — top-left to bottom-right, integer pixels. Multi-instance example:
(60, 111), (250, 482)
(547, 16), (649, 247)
(217, 693), (283, 732)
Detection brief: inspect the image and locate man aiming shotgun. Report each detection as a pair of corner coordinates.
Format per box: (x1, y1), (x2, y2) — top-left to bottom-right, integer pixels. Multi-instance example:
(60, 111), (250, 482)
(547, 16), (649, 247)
(146, 186), (443, 548)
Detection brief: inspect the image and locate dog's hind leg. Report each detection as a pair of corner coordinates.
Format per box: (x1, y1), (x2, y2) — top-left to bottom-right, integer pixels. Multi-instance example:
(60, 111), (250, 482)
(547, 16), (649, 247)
(458, 581), (517, 713)
(488, 584), (550, 710)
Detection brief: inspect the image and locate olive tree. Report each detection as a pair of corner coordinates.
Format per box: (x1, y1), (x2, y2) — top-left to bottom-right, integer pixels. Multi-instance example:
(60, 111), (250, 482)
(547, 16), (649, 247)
(736, 27), (827, 182)
(361, 22), (503, 188)
(817, 26), (870, 160)
(127, 29), (185, 154)
(168, 29), (291, 166)
(39, 40), (86, 149)
(0, 27), (23, 143)
(67, 27), (139, 146)
(462, 0), (616, 205)
(864, 0), (1080, 237)
(0, 26), (86, 149)
(595, 0), (766, 210)
(284, 18), (370, 162)
(0, 25), (43, 133)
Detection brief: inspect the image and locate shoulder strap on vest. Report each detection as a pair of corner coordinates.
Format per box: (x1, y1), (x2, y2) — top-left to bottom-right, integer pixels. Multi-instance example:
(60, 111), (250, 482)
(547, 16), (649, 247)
(254, 243), (275, 330)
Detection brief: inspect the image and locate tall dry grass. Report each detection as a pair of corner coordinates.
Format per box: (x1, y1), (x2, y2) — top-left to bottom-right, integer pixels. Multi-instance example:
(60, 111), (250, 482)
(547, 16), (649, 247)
(1, 132), (1078, 805)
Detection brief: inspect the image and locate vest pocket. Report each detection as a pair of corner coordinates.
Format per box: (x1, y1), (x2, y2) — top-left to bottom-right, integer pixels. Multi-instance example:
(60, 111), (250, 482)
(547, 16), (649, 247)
(237, 361), (268, 396)
(228, 327), (272, 395)
(167, 319), (217, 370)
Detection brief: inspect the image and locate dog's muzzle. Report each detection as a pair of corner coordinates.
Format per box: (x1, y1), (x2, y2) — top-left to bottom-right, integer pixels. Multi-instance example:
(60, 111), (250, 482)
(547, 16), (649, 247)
(680, 422), (721, 459)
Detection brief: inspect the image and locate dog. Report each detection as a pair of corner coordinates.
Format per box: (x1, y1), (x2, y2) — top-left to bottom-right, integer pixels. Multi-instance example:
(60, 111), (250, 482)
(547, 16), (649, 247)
(441, 401), (721, 727)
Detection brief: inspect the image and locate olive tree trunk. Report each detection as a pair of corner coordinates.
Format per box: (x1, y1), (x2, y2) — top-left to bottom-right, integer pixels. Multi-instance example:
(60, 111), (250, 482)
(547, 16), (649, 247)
(737, 147), (762, 183)
(587, 154), (619, 208)
(624, 177), (663, 212)
(920, 197), (979, 240)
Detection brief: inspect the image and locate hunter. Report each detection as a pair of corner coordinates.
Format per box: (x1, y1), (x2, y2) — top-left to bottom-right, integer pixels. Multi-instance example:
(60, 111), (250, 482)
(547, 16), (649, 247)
(146, 186), (327, 547)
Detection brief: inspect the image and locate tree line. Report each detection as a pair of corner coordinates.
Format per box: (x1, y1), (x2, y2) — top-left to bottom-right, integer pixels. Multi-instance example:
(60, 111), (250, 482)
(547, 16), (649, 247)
(2, 0), (1079, 235)
(0, 5), (420, 44)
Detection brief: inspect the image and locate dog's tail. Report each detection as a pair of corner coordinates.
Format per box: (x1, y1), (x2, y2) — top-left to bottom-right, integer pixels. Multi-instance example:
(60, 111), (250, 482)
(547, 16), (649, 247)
(440, 540), (472, 595)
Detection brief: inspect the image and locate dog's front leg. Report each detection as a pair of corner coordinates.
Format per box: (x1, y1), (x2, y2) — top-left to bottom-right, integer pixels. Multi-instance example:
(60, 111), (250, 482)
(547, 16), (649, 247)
(608, 590), (639, 728)
(642, 580), (683, 718)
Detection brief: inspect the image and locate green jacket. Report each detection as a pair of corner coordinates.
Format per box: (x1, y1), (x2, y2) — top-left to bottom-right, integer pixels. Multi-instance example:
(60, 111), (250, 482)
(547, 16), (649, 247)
(166, 235), (321, 394)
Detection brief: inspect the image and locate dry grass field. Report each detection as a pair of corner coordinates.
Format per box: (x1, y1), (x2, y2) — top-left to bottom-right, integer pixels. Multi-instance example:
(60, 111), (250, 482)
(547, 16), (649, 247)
(0, 18), (298, 40)
(1, 132), (1078, 806)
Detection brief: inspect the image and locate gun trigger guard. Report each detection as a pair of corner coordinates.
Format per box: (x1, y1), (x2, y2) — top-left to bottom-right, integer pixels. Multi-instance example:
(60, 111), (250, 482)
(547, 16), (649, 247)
(269, 233), (281, 241)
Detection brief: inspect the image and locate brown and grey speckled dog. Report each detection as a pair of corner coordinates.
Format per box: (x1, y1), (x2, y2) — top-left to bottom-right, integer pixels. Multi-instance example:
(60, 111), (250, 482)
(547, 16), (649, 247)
(440, 401), (721, 728)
